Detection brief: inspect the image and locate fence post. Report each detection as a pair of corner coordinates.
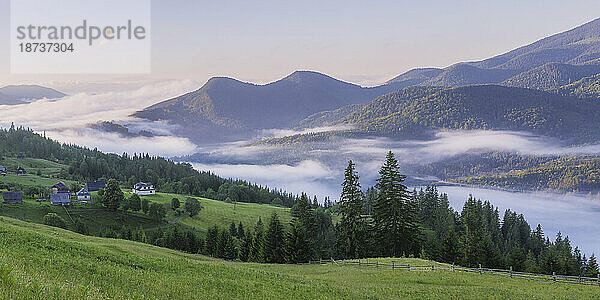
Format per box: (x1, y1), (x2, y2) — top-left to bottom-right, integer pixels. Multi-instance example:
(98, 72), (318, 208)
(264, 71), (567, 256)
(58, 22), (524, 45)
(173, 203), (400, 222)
(479, 264), (482, 274)
(451, 264), (454, 272)
(392, 261), (395, 270)
(597, 273), (599, 287)
(432, 265), (434, 271)
(553, 272), (556, 282)
(510, 266), (513, 278)
(376, 259), (379, 268)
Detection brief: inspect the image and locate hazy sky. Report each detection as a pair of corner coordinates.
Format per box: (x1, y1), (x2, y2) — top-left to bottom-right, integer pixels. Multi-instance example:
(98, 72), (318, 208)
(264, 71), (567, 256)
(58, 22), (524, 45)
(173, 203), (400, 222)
(1, 0), (600, 87)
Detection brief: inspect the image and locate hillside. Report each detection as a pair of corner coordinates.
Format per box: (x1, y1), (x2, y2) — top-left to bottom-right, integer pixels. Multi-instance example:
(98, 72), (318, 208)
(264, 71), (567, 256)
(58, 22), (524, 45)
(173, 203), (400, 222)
(501, 63), (600, 91)
(1, 216), (598, 299)
(559, 73), (600, 98)
(0, 85), (66, 105)
(133, 71), (406, 141)
(267, 85), (600, 143)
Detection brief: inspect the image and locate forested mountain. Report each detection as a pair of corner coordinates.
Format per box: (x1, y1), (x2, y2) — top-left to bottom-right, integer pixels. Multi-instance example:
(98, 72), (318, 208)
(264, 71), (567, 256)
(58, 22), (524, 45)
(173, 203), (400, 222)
(133, 71), (407, 141)
(0, 85), (66, 105)
(502, 63), (600, 91)
(318, 85), (600, 143)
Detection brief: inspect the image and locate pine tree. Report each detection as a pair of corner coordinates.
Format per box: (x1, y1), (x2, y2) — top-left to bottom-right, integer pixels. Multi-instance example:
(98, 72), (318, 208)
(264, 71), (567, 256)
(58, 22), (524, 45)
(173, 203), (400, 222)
(239, 231), (252, 262)
(286, 219), (314, 263)
(249, 218), (264, 262)
(229, 221), (238, 238)
(205, 225), (219, 256)
(237, 222), (245, 239)
(217, 230), (237, 260)
(262, 213), (285, 263)
(586, 254), (599, 277)
(373, 151), (419, 257)
(337, 160), (366, 258)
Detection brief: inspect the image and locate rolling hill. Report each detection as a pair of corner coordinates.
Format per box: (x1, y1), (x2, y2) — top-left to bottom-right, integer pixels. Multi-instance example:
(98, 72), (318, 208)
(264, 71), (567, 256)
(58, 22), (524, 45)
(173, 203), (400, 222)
(2, 216), (598, 299)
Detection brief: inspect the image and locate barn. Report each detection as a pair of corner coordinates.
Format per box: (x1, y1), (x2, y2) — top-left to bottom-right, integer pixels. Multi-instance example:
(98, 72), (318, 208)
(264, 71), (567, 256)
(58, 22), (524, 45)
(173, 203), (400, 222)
(50, 192), (70, 205)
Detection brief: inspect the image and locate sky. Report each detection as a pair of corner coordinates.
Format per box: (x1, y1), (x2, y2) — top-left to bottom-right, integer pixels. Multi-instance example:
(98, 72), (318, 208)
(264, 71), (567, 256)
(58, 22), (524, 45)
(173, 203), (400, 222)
(1, 0), (600, 87)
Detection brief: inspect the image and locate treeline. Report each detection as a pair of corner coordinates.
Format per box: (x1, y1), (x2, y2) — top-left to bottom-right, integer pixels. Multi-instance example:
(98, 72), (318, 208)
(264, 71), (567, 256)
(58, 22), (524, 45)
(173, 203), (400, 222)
(0, 125), (297, 207)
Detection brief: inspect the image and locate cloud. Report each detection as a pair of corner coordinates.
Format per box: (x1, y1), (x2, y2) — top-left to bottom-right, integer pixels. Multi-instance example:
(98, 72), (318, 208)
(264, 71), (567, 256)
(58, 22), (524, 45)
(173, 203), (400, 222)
(0, 79), (200, 157)
(45, 129), (198, 157)
(190, 160), (339, 198)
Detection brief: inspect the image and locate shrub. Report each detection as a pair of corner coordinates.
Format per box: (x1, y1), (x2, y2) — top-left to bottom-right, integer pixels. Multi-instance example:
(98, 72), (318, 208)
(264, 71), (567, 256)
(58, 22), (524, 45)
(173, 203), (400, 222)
(43, 213), (67, 229)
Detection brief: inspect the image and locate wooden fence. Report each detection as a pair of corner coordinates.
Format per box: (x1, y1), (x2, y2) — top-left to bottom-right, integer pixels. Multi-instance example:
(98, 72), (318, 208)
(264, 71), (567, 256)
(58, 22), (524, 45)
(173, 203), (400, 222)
(307, 258), (600, 287)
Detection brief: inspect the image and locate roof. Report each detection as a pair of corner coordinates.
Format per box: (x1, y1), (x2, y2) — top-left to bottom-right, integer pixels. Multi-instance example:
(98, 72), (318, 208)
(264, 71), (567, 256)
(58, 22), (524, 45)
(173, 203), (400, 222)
(134, 182), (154, 190)
(86, 180), (106, 192)
(52, 181), (66, 189)
(77, 188), (91, 196)
(50, 193), (70, 202)
(0, 165), (5, 172)
(2, 191), (22, 201)
(16, 167), (25, 171)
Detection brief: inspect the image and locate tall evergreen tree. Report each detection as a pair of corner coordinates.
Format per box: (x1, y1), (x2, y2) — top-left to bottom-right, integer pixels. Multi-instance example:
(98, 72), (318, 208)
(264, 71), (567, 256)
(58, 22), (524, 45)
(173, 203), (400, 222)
(239, 231), (252, 262)
(286, 219), (314, 263)
(337, 160), (366, 258)
(262, 213), (285, 263)
(205, 225), (219, 256)
(249, 218), (264, 262)
(373, 151), (420, 257)
(237, 222), (245, 239)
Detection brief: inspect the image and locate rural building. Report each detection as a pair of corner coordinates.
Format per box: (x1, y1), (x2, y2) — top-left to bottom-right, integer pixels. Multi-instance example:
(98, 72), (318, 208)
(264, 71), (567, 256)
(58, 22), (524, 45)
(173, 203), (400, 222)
(76, 188), (91, 201)
(50, 192), (70, 205)
(15, 167), (26, 175)
(132, 182), (155, 196)
(52, 181), (67, 193)
(0, 165), (5, 176)
(86, 180), (106, 192)
(17, 152), (25, 159)
(2, 191), (23, 204)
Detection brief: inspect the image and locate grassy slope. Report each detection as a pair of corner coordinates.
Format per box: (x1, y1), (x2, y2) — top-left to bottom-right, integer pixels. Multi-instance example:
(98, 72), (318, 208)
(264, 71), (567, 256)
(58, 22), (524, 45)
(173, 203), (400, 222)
(1, 216), (598, 299)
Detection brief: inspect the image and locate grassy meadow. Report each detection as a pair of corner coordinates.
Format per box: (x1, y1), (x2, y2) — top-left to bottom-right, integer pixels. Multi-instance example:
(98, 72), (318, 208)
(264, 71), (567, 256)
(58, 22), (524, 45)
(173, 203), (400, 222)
(1, 216), (599, 299)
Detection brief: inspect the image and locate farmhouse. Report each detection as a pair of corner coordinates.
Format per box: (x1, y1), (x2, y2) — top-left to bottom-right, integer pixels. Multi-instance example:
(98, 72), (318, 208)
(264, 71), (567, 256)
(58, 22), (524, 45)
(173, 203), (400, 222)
(76, 188), (91, 201)
(52, 181), (67, 193)
(50, 192), (70, 205)
(16, 167), (26, 175)
(132, 182), (155, 196)
(0, 165), (5, 176)
(2, 191), (22, 204)
(86, 180), (106, 192)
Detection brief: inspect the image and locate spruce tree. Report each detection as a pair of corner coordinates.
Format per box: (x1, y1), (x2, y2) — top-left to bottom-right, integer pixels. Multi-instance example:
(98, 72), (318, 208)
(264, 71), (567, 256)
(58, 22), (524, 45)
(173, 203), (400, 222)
(586, 254), (599, 277)
(337, 160), (365, 258)
(229, 221), (238, 238)
(239, 231), (252, 262)
(286, 219), (314, 263)
(205, 226), (219, 256)
(237, 222), (245, 239)
(249, 218), (264, 262)
(262, 213), (285, 263)
(373, 151), (419, 257)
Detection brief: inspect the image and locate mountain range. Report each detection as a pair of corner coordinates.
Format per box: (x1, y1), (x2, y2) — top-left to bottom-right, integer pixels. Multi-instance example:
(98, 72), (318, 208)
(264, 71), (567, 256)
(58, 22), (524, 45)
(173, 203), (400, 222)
(0, 85), (66, 105)
(131, 18), (600, 144)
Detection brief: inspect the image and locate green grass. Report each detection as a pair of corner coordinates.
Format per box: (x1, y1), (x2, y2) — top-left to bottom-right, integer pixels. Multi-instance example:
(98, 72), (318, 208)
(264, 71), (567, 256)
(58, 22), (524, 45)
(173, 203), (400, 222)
(1, 216), (598, 299)
(0, 157), (69, 177)
(124, 191), (293, 231)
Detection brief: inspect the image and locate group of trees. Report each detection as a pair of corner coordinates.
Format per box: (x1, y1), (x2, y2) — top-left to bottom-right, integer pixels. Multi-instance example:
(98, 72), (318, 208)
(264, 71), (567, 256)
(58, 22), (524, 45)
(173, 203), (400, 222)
(415, 186), (599, 277)
(0, 125), (298, 207)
